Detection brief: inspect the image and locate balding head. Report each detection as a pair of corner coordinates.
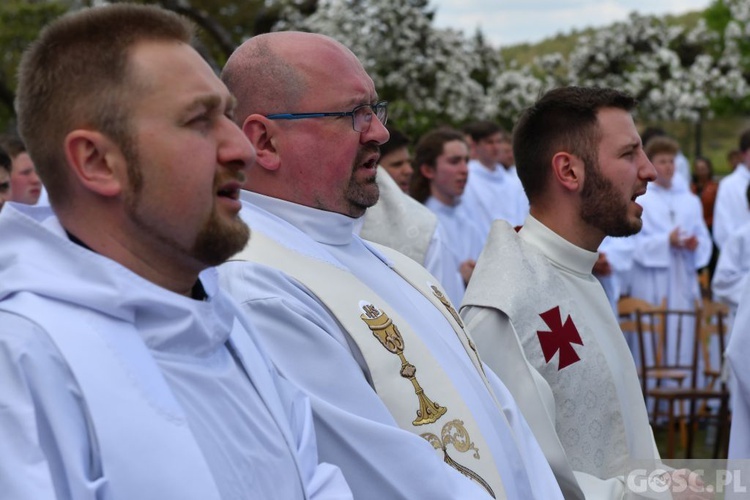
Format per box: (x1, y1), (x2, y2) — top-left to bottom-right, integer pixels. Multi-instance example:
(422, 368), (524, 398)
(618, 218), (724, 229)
(222, 31), (388, 218)
(223, 32), (364, 126)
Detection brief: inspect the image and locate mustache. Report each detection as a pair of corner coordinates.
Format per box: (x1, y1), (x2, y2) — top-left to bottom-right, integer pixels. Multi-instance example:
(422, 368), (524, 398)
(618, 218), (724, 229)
(355, 144), (381, 164)
(215, 171), (246, 187)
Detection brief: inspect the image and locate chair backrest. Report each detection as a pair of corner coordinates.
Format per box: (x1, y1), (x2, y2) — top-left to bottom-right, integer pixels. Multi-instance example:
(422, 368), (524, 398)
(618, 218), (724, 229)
(699, 299), (730, 387)
(635, 303), (703, 393)
(618, 296), (665, 334)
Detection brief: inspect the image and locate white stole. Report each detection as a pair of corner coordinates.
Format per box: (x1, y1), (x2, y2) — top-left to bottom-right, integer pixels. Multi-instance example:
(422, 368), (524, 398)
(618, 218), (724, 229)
(232, 231), (508, 499)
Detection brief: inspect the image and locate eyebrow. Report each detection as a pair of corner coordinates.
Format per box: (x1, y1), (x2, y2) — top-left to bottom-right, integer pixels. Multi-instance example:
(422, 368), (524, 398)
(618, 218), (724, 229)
(184, 94), (235, 115)
(617, 140), (641, 154)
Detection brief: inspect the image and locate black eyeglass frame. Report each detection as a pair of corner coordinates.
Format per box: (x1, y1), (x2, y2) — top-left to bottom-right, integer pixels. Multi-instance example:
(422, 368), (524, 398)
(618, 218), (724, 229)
(265, 101), (388, 132)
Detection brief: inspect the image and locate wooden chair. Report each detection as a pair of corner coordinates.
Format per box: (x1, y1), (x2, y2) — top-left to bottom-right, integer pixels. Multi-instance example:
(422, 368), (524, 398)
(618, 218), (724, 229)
(696, 299), (732, 458)
(618, 297), (686, 393)
(619, 297), (691, 453)
(699, 300), (730, 395)
(634, 303), (698, 457)
(635, 302), (730, 458)
(618, 296), (658, 336)
(617, 297), (667, 364)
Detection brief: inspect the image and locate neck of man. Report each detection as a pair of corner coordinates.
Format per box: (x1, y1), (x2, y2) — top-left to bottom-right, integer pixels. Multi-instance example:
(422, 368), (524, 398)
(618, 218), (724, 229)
(431, 189), (459, 207)
(478, 158), (497, 171)
(61, 215), (202, 298)
(530, 205), (604, 253)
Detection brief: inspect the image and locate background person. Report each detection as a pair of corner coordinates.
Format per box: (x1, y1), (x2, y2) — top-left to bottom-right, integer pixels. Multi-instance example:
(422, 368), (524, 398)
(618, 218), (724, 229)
(629, 136), (711, 390)
(359, 126), (465, 303)
(410, 127), (484, 297)
(713, 128), (750, 250)
(461, 121), (529, 240)
(0, 148), (11, 211)
(377, 125), (413, 193)
(0, 134), (43, 205)
(712, 185), (750, 322)
(691, 155), (720, 283)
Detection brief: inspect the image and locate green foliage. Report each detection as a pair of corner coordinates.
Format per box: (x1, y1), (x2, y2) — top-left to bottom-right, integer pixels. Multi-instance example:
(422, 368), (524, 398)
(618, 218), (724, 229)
(0, 0), (71, 132)
(500, 11), (704, 67)
(704, 0), (732, 33)
(0, 0), (318, 131)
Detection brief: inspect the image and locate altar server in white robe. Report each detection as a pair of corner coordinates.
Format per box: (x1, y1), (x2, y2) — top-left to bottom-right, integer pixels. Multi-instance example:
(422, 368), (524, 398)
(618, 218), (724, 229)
(460, 87), (695, 498)
(0, 150), (11, 211)
(409, 127), (485, 302)
(595, 235), (637, 314)
(359, 164), (465, 305)
(713, 129), (750, 249)
(462, 121), (529, 240)
(0, 6), (351, 500)
(713, 218), (750, 320)
(360, 126), (464, 301)
(629, 137), (712, 371)
(727, 280), (750, 459)
(220, 31), (563, 500)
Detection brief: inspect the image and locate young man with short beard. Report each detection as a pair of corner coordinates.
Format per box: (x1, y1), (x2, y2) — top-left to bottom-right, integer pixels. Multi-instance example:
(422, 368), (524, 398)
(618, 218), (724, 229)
(461, 87), (677, 498)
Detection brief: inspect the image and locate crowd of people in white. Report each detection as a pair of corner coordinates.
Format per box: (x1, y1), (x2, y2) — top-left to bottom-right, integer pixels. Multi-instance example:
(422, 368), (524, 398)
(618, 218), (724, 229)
(3, 4), (750, 500)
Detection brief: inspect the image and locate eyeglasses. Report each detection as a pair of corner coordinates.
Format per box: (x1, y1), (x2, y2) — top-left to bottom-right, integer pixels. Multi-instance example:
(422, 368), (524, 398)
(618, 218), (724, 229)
(266, 101), (388, 133)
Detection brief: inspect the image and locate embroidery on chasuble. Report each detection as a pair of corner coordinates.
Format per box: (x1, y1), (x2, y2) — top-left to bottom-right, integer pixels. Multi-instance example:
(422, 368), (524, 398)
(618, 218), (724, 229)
(461, 221), (630, 478)
(232, 233), (506, 498)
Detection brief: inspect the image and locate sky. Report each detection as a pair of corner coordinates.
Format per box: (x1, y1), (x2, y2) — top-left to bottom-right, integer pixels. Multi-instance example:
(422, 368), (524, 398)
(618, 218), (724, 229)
(431, 0), (713, 47)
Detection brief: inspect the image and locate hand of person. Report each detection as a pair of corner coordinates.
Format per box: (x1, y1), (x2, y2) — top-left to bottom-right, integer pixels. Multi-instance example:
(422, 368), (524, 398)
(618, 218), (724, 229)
(682, 235), (699, 251)
(592, 252), (612, 276)
(459, 259), (476, 285)
(669, 228), (683, 247)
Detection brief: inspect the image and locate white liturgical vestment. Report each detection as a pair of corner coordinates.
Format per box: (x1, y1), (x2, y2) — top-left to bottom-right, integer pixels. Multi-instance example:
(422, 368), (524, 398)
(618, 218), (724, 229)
(727, 280), (750, 459)
(713, 163), (750, 249)
(629, 182), (712, 375)
(219, 191), (563, 500)
(712, 221), (750, 319)
(359, 166), (464, 305)
(462, 160), (529, 242)
(630, 181), (711, 310)
(461, 216), (662, 500)
(0, 204), (350, 500)
(596, 236), (637, 314)
(425, 196), (485, 303)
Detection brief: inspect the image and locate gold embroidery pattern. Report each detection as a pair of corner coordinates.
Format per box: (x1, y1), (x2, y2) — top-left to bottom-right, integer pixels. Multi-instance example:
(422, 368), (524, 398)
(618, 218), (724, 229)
(430, 284), (485, 371)
(422, 420), (496, 498)
(431, 285), (464, 328)
(360, 303), (447, 425)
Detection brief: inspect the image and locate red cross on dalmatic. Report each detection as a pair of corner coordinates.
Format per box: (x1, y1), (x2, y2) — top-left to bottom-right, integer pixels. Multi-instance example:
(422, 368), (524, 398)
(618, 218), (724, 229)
(536, 306), (583, 370)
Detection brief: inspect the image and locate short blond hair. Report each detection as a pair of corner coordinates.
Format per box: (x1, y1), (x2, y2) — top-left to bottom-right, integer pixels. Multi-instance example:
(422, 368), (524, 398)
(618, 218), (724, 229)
(644, 136), (679, 160)
(16, 4), (194, 207)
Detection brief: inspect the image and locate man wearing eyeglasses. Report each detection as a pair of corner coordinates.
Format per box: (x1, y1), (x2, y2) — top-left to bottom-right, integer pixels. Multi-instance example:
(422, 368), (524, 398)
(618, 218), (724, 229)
(219, 31), (563, 500)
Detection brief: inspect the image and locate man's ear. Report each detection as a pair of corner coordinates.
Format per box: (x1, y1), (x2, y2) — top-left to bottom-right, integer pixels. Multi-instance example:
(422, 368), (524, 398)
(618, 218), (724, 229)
(420, 163), (436, 180)
(550, 151), (584, 193)
(64, 130), (125, 197)
(242, 114), (280, 171)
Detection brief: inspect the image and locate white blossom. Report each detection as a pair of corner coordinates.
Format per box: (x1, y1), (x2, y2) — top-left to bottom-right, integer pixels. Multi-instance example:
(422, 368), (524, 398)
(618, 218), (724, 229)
(268, 1), (750, 133)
